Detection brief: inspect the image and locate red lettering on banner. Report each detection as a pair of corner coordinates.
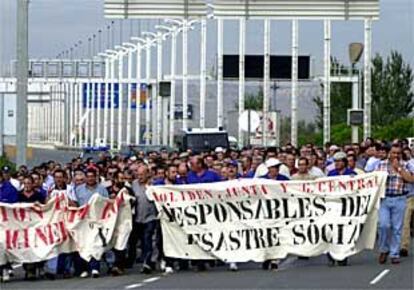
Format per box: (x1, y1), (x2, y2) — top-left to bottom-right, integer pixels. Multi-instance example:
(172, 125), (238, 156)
(357, 179), (366, 190)
(58, 220), (68, 242)
(6, 229), (19, 250)
(101, 201), (119, 220)
(261, 185), (269, 195)
(152, 191), (167, 203)
(67, 205), (90, 223)
(302, 183), (312, 193)
(23, 227), (29, 248)
(47, 224), (55, 245)
(13, 208), (26, 222)
(280, 183), (288, 193)
(35, 227), (49, 246)
(328, 181), (335, 192)
(338, 181), (348, 191)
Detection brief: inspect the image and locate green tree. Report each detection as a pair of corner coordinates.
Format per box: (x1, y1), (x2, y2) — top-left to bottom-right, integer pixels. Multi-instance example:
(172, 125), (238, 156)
(371, 51), (414, 127)
(313, 52), (414, 130)
(244, 89), (264, 111)
(234, 88), (264, 111)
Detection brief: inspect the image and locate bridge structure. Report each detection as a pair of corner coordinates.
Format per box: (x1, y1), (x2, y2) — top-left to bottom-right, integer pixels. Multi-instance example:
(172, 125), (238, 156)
(2, 0), (379, 163)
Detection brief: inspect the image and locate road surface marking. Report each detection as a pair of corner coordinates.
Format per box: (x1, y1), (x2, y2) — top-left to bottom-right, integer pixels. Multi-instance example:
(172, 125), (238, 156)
(370, 269), (390, 285)
(142, 276), (161, 283)
(125, 276), (161, 289)
(125, 283), (143, 289)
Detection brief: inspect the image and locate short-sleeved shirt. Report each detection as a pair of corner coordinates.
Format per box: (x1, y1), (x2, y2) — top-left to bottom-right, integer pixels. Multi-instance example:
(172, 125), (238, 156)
(74, 183), (109, 206)
(377, 159), (414, 197)
(187, 170), (222, 184)
(0, 181), (18, 203)
(365, 157), (381, 172)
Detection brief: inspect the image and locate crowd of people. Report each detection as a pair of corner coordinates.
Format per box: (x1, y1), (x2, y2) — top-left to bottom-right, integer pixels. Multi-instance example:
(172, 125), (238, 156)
(0, 137), (413, 282)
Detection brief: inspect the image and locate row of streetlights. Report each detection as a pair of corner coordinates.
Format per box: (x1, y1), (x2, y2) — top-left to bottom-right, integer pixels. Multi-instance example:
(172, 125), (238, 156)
(66, 18), (200, 150)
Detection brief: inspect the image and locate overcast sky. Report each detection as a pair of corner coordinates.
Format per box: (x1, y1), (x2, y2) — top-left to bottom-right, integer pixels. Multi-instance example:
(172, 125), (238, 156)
(0, 0), (413, 75)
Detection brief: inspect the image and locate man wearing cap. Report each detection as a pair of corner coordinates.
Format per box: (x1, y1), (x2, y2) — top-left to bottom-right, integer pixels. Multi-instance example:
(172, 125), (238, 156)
(327, 152), (357, 177)
(2, 166), (21, 191)
(225, 160), (240, 181)
(215, 147), (225, 161)
(259, 158), (289, 270)
(261, 158), (290, 181)
(326, 151), (356, 266)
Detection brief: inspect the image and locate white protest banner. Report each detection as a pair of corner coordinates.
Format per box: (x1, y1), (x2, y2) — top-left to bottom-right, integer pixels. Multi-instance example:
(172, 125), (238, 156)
(66, 189), (134, 261)
(147, 172), (387, 262)
(0, 190), (133, 265)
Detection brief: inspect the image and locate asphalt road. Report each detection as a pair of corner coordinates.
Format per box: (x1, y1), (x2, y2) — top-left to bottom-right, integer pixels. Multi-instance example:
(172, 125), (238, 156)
(1, 246), (413, 290)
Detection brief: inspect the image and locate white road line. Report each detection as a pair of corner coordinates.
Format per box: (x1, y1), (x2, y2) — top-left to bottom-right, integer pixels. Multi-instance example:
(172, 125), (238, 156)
(370, 269), (390, 285)
(125, 283), (143, 289)
(142, 276), (161, 283)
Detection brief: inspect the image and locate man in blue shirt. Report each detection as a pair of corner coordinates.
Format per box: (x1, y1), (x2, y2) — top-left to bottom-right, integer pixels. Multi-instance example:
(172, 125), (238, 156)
(186, 156), (221, 272)
(74, 168), (108, 279)
(187, 156), (222, 184)
(0, 172), (18, 203)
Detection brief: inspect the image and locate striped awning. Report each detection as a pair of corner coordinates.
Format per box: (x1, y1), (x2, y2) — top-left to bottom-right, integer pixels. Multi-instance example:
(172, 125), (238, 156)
(104, 0), (207, 19)
(212, 0), (380, 20)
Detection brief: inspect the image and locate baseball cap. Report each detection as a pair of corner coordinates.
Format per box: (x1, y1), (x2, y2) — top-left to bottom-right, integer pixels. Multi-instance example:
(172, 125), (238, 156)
(333, 152), (347, 161)
(226, 160), (238, 167)
(265, 158), (282, 168)
(329, 145), (339, 151)
(215, 147), (225, 153)
(1, 166), (11, 173)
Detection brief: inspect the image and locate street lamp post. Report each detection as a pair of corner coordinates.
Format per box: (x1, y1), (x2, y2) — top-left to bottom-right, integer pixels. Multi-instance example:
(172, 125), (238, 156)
(131, 37), (147, 145)
(142, 33), (156, 145)
(122, 42), (136, 145)
(115, 45), (129, 150)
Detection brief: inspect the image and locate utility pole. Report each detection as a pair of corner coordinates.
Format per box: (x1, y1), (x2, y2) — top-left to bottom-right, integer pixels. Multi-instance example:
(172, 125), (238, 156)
(16, 0), (29, 166)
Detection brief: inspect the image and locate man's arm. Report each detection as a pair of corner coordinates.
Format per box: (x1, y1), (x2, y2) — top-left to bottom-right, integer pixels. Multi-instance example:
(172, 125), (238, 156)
(399, 166), (414, 183)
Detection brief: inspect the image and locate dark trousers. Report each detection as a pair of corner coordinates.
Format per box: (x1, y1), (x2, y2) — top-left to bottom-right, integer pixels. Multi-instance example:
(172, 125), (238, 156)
(113, 249), (126, 270)
(73, 252), (100, 274)
(127, 220), (157, 268)
(156, 221), (174, 268)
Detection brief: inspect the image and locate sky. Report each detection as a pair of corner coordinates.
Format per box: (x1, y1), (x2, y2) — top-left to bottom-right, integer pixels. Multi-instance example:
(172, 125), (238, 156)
(0, 0), (413, 76)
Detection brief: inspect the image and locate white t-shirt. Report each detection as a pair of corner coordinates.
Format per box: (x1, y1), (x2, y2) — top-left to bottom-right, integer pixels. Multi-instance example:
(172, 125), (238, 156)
(309, 166), (325, 178)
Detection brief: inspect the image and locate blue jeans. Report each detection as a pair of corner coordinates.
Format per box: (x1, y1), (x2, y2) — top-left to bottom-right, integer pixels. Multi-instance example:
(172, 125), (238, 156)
(378, 196), (407, 258)
(46, 254), (73, 275)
